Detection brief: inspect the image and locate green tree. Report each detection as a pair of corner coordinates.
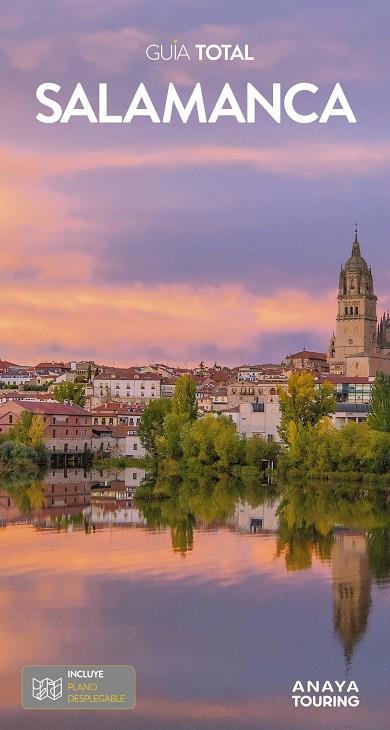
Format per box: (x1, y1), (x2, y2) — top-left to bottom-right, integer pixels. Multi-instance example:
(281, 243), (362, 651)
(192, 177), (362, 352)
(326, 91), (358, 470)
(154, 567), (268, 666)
(368, 372), (390, 432)
(53, 380), (86, 406)
(181, 414), (242, 466)
(9, 410), (34, 444)
(27, 415), (46, 447)
(138, 398), (172, 457)
(172, 375), (197, 420)
(278, 372), (336, 443)
(245, 435), (280, 468)
(161, 412), (185, 459)
(9, 411), (46, 448)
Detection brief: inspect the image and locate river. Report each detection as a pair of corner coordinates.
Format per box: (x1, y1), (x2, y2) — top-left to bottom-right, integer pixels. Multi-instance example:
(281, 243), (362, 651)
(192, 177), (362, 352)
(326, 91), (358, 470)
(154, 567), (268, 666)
(0, 468), (389, 729)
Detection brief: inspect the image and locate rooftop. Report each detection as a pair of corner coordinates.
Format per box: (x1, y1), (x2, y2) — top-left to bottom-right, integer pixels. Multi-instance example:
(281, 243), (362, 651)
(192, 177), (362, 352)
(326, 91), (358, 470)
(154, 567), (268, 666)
(287, 351), (327, 360)
(16, 401), (91, 416)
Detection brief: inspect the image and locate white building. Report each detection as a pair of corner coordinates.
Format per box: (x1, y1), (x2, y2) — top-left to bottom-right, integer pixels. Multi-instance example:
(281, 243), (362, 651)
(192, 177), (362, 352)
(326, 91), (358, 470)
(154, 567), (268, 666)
(53, 371), (79, 384)
(93, 373), (161, 403)
(331, 403), (370, 428)
(125, 429), (146, 458)
(0, 373), (31, 387)
(223, 401), (281, 442)
(231, 500), (280, 532)
(124, 467), (146, 489)
(91, 424), (146, 457)
(161, 378), (176, 398)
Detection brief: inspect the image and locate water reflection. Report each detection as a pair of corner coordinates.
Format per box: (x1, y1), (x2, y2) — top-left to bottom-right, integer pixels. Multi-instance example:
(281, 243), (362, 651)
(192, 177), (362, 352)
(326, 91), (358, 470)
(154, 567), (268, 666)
(275, 481), (390, 665)
(0, 467), (148, 531)
(332, 531), (371, 666)
(0, 467), (390, 692)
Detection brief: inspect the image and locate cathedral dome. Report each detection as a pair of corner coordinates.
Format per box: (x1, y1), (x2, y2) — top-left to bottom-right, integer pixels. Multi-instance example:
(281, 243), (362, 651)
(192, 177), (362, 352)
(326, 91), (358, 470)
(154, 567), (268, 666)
(344, 228), (369, 273)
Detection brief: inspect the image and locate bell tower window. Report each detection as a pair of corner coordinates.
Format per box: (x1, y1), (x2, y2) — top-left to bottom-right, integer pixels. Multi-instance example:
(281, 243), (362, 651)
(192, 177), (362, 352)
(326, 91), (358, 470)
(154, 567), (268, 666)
(355, 306), (359, 315)
(344, 306), (348, 315)
(349, 306), (353, 315)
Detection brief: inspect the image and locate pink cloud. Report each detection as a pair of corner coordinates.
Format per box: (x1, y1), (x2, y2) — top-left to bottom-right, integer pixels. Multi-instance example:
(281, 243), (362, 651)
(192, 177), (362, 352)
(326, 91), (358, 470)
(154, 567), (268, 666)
(0, 38), (52, 71)
(0, 281), (336, 364)
(3, 141), (390, 183)
(75, 27), (152, 72)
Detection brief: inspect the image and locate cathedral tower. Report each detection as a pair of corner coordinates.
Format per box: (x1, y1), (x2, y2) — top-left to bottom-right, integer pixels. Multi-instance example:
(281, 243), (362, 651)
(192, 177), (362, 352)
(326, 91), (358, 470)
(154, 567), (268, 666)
(333, 227), (377, 362)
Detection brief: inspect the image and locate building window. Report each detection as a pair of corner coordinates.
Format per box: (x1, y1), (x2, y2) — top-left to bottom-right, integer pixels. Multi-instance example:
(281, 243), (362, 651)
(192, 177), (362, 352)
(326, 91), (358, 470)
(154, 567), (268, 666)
(133, 473), (137, 480)
(349, 306), (353, 315)
(8, 415), (12, 424)
(133, 443), (138, 450)
(355, 306), (359, 315)
(52, 429), (56, 437)
(344, 306), (348, 315)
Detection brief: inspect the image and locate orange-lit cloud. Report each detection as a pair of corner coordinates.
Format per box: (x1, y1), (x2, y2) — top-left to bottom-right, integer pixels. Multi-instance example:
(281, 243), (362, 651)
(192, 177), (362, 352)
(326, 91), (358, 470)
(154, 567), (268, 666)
(1, 137), (389, 364)
(0, 280), (336, 364)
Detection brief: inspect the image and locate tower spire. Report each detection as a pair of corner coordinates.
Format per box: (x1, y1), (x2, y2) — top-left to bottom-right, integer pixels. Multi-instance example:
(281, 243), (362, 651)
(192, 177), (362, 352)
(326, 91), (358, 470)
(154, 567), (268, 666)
(352, 222), (361, 256)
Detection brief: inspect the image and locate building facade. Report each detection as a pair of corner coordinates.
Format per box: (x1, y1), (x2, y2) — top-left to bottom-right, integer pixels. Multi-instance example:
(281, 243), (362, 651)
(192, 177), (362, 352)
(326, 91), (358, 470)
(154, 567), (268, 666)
(226, 380), (283, 408)
(0, 401), (92, 453)
(93, 373), (161, 403)
(223, 401), (281, 442)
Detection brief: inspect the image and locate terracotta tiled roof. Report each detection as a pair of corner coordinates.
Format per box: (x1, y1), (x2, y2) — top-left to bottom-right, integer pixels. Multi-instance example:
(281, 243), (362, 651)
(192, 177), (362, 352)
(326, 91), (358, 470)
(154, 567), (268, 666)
(0, 391), (54, 400)
(92, 425), (113, 434)
(91, 403), (144, 414)
(0, 360), (19, 371)
(112, 425), (134, 438)
(317, 375), (370, 384)
(17, 401), (91, 416)
(288, 351), (327, 360)
(34, 361), (68, 369)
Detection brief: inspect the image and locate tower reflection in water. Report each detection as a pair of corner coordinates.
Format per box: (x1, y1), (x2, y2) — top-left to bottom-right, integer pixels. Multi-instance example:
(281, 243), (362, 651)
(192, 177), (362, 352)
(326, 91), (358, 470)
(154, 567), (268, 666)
(332, 530), (372, 666)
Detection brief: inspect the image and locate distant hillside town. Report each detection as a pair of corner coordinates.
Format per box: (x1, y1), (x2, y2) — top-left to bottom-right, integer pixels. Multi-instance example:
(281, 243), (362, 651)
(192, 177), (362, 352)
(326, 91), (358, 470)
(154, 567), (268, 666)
(0, 228), (388, 460)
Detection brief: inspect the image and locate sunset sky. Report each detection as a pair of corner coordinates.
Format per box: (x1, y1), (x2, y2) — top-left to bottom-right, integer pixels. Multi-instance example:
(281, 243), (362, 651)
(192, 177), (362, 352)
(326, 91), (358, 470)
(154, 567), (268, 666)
(1, 0), (389, 366)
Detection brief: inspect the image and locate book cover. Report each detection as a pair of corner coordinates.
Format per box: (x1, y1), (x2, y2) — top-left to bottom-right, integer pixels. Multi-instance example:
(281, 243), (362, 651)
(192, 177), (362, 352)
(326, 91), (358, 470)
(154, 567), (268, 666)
(0, 2), (389, 729)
